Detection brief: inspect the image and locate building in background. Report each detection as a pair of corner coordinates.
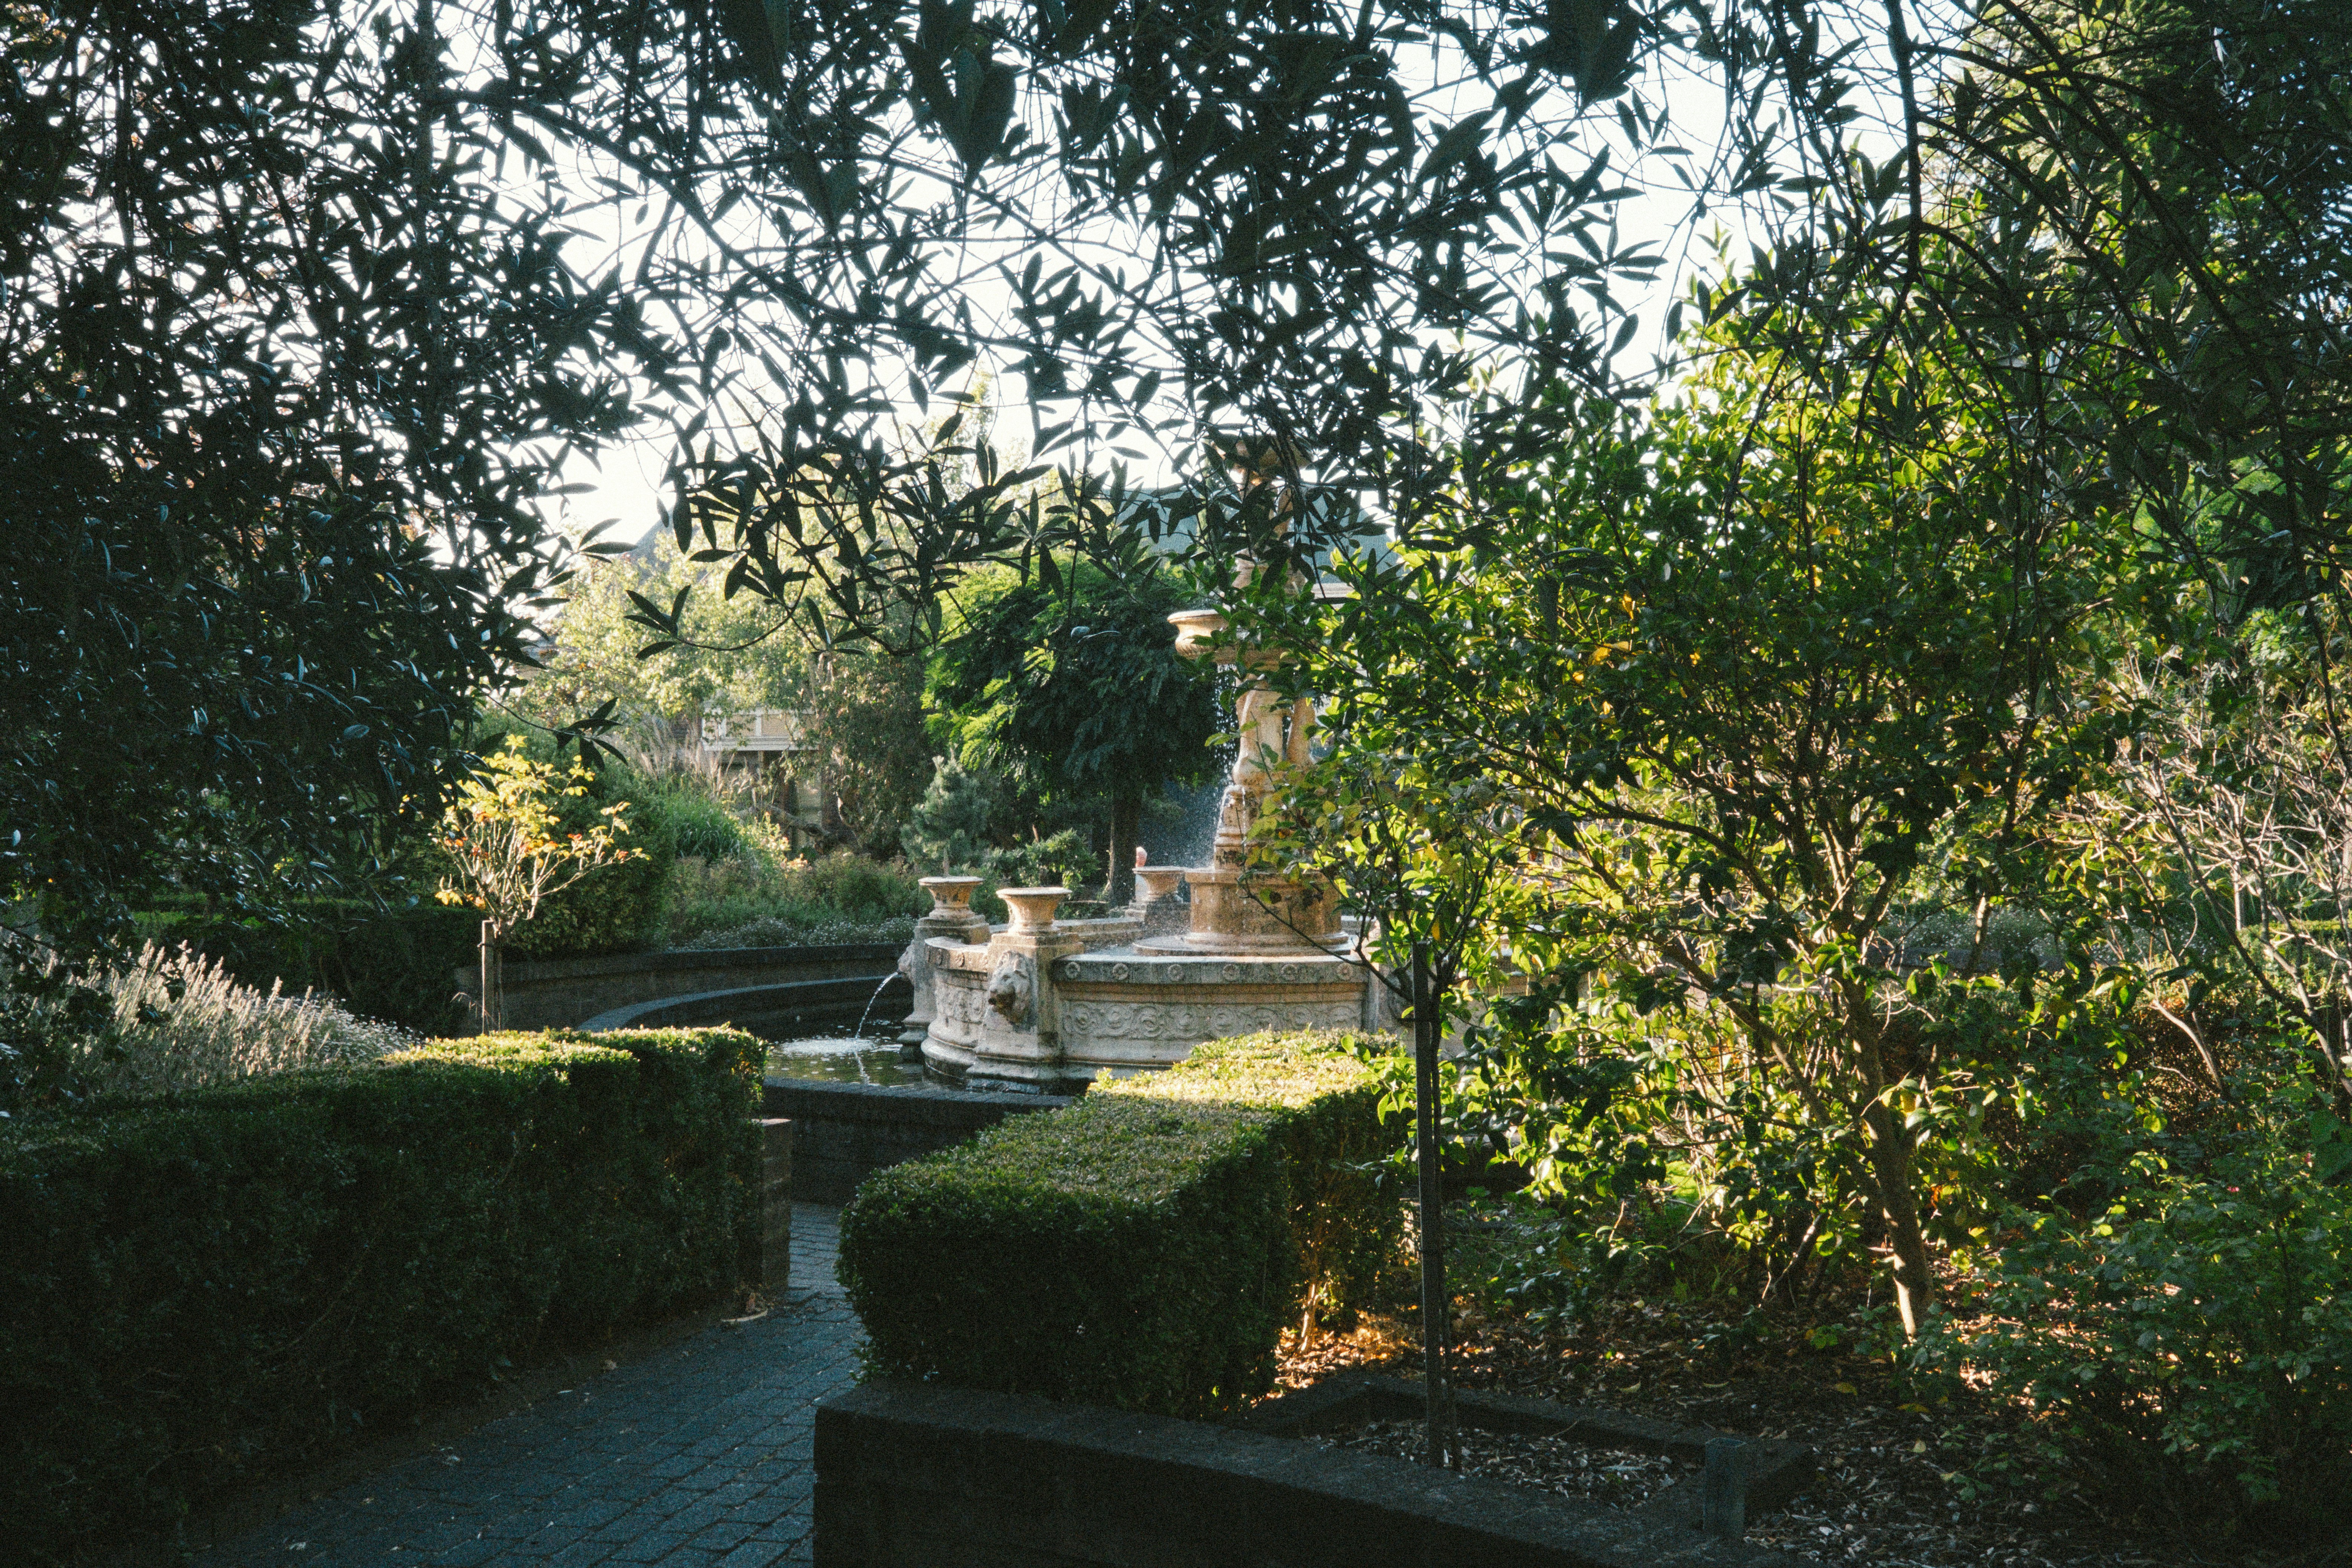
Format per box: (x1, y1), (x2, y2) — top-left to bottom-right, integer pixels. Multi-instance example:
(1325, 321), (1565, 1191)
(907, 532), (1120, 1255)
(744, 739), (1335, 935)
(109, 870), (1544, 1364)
(696, 708), (832, 843)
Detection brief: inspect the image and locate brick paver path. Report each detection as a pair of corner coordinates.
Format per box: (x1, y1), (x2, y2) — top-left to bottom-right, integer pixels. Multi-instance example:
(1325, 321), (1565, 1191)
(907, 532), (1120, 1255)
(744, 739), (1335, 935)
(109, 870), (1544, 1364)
(199, 1204), (858, 1568)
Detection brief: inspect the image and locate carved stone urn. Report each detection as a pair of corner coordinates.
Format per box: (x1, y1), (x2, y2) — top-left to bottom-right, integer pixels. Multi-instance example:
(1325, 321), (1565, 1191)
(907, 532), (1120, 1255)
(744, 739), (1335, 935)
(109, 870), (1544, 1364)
(1130, 865), (1190, 937)
(996, 886), (1068, 934)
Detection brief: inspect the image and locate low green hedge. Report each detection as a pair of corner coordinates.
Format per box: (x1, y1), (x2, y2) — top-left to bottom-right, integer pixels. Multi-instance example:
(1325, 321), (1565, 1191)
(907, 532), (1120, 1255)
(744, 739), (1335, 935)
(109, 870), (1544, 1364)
(0, 1027), (761, 1565)
(1096, 1031), (1403, 1333)
(837, 1029), (1399, 1418)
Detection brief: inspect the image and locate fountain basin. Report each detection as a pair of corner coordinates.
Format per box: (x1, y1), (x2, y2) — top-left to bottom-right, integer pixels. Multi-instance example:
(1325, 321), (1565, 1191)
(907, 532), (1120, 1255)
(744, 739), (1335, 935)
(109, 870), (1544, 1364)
(920, 929), (1375, 1094)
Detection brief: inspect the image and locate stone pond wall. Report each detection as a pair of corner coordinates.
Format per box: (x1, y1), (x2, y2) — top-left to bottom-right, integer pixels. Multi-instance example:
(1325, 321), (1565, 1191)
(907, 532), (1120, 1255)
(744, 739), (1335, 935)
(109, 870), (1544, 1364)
(760, 1078), (1070, 1205)
(450, 943), (903, 1033)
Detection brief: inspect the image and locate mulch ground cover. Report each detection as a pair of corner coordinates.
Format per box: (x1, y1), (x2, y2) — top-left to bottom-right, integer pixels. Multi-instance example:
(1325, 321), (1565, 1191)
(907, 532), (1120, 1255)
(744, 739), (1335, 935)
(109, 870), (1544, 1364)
(1265, 1214), (2337, 1568)
(1315, 1418), (1694, 1509)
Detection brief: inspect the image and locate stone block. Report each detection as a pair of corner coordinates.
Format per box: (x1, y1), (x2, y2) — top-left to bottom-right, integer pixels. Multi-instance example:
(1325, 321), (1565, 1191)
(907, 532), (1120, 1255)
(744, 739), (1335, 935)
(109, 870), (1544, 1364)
(813, 1382), (1809, 1568)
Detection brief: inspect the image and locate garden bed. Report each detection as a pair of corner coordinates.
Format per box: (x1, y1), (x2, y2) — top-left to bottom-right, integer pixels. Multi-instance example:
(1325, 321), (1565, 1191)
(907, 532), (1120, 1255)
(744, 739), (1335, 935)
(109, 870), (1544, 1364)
(1263, 1262), (2333, 1568)
(1235, 1368), (1814, 1536)
(1325, 1420), (1693, 1508)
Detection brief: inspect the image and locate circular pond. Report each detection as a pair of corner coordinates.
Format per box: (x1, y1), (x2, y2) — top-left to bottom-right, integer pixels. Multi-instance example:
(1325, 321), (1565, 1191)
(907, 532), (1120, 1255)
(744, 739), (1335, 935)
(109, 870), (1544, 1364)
(763, 1032), (926, 1087)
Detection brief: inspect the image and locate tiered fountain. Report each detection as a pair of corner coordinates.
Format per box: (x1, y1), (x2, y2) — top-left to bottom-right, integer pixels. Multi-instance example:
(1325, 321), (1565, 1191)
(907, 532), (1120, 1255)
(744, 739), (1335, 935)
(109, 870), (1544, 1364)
(901, 605), (1380, 1093)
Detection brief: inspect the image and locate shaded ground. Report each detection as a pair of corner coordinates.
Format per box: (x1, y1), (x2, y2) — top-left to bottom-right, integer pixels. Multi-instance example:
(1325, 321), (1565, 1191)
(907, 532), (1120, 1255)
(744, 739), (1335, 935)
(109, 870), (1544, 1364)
(1318, 1418), (1694, 1509)
(189, 1206), (858, 1568)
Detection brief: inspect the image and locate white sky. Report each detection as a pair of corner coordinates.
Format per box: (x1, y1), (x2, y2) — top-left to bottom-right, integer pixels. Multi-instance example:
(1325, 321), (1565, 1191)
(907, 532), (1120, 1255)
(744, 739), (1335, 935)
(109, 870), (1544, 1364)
(535, 19), (1911, 552)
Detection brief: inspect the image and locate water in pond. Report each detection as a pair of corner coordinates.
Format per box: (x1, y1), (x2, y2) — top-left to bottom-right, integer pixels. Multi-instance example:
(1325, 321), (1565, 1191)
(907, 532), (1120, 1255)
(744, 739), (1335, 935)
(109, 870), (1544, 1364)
(765, 1034), (927, 1086)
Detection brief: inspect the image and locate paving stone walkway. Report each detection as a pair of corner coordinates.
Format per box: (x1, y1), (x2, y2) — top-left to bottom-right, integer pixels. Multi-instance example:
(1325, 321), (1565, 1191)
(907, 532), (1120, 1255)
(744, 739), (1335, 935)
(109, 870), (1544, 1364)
(199, 1204), (859, 1568)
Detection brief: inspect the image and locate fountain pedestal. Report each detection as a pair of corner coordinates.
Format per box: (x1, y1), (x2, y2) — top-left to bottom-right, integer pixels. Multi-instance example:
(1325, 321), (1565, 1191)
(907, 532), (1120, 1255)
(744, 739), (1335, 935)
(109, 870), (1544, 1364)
(896, 876), (992, 1056)
(1127, 865), (1190, 938)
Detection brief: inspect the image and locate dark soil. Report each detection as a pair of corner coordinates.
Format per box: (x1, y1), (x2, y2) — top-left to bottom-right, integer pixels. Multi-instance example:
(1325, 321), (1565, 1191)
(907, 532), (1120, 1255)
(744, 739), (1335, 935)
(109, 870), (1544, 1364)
(1267, 1228), (2337, 1567)
(1316, 1417), (1693, 1508)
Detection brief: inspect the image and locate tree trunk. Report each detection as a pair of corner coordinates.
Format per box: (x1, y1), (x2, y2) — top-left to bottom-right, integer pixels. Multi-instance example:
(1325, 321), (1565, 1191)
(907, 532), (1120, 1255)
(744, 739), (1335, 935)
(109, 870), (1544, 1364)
(1106, 791), (1141, 906)
(1847, 996), (1937, 1338)
(1414, 942), (1458, 1468)
(1859, 1096), (1937, 1338)
(478, 920), (505, 1034)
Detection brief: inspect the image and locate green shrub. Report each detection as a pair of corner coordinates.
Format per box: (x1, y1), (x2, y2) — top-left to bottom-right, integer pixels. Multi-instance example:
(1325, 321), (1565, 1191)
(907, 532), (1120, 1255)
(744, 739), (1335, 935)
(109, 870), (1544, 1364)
(437, 724), (679, 959)
(0, 974), (121, 1113)
(1939, 1085), (2352, 1528)
(839, 1095), (1290, 1417)
(504, 782), (679, 958)
(837, 1029), (1398, 1417)
(0, 1026), (760, 1564)
(996, 828), (1098, 894)
(657, 785), (750, 861)
(135, 898), (480, 1035)
(662, 848), (926, 947)
(675, 914), (917, 951)
(782, 851), (927, 923)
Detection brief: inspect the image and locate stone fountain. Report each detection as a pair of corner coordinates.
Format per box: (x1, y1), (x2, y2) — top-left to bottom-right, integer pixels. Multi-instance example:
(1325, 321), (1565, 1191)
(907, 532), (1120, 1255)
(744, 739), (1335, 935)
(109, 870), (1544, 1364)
(906, 605), (1381, 1093)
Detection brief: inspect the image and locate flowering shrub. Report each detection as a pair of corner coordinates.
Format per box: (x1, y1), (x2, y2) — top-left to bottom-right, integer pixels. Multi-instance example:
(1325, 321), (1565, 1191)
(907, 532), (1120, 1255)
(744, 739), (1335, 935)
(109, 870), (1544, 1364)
(1, 943), (414, 1107)
(435, 737), (639, 941)
(436, 737), (638, 1021)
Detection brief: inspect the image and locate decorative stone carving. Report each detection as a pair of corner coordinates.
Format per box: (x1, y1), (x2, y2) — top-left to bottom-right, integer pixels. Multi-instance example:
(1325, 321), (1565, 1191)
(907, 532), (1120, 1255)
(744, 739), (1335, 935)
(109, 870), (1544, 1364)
(899, 876), (994, 1049)
(986, 953), (1036, 1028)
(1059, 998), (1362, 1048)
(1136, 867), (1188, 902)
(917, 875), (989, 934)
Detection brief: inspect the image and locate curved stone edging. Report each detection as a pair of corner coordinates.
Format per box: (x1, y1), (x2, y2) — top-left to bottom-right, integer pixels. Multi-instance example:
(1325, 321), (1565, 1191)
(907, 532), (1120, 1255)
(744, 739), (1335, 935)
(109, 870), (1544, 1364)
(452, 942), (905, 1032)
(758, 1076), (1070, 1203)
(580, 974), (911, 1037)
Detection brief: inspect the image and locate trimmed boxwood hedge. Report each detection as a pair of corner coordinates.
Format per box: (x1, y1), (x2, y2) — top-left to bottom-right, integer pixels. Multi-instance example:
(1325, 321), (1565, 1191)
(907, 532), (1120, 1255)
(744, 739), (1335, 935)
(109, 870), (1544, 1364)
(1096, 1031), (1403, 1333)
(0, 1027), (761, 1565)
(836, 1029), (1400, 1419)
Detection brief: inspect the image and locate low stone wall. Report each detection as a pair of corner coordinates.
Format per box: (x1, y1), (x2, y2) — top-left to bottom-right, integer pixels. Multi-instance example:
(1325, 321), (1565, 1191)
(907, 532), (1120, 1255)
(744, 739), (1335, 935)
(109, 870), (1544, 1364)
(450, 943), (903, 1032)
(759, 1079), (1071, 1205)
(584, 976), (911, 1039)
(813, 1381), (1803, 1568)
(1233, 1372), (1816, 1525)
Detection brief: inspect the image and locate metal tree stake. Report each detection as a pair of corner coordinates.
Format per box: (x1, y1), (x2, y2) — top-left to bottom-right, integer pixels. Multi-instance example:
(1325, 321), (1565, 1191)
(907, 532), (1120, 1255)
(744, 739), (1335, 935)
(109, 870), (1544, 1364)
(479, 919), (504, 1034)
(1413, 941), (1456, 1467)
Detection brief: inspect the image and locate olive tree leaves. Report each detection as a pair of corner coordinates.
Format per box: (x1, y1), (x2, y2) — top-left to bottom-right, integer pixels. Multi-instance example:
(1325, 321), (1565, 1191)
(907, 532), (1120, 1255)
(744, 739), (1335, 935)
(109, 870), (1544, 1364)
(902, 0), (1024, 175)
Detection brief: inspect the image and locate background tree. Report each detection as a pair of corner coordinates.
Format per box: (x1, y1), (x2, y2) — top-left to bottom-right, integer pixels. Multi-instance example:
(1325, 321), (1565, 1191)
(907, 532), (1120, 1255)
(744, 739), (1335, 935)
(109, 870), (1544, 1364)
(1255, 281), (2144, 1337)
(2061, 615), (2352, 1112)
(928, 537), (1222, 903)
(802, 651), (934, 856)
(900, 755), (1002, 873)
(524, 534), (810, 743)
(33, 0), (2337, 979)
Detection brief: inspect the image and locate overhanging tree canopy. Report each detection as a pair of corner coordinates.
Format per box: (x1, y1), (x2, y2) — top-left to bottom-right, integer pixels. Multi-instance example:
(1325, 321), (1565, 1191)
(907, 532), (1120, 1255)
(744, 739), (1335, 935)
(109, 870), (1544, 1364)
(11, 0), (2347, 957)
